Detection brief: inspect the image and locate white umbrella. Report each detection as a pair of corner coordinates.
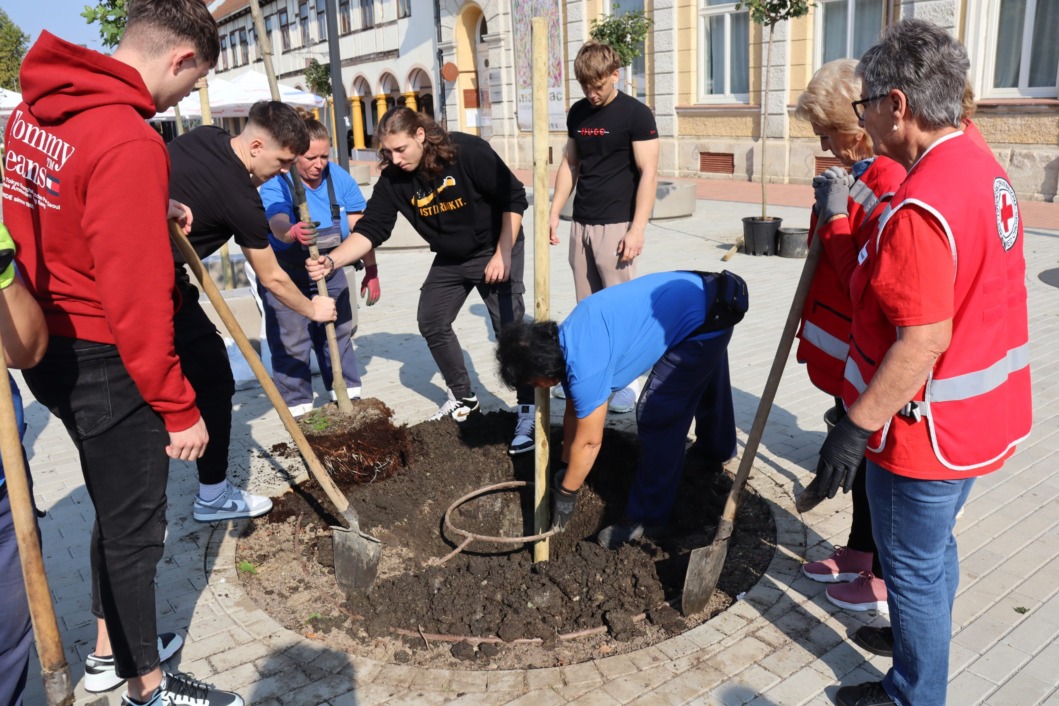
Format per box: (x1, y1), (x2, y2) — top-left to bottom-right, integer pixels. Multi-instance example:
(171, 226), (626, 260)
(150, 78), (247, 121)
(228, 71), (325, 110)
(1, 88), (22, 119)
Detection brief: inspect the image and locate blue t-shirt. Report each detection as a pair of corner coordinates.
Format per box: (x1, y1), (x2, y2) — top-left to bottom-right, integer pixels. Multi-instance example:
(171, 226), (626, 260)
(259, 164), (367, 255)
(0, 376), (26, 488)
(559, 272), (724, 418)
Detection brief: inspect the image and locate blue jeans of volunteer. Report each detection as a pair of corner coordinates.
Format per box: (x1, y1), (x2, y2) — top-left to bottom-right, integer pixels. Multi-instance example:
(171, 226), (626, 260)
(24, 338), (168, 679)
(625, 329), (736, 525)
(0, 482), (37, 706)
(260, 266), (361, 408)
(418, 236), (533, 405)
(867, 460), (974, 706)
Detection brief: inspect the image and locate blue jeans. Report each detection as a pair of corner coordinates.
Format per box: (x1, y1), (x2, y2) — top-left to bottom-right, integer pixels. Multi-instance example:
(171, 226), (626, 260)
(625, 330), (736, 525)
(260, 267), (361, 408)
(24, 339), (168, 679)
(867, 461), (974, 706)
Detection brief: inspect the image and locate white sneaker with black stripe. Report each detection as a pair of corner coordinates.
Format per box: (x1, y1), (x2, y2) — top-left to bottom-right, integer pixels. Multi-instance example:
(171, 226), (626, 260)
(193, 482), (273, 522)
(85, 632), (183, 693)
(120, 672), (244, 706)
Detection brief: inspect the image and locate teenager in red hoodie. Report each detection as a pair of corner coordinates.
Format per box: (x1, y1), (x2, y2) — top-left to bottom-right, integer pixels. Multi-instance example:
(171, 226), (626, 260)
(1, 2), (242, 705)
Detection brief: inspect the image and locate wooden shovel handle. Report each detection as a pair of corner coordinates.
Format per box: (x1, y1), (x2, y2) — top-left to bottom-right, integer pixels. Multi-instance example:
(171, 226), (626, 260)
(0, 331), (73, 704)
(718, 234), (824, 531)
(168, 221), (354, 518)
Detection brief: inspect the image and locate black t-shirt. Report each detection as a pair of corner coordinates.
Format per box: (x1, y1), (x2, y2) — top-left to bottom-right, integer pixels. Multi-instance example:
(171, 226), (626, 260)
(168, 126), (271, 264)
(567, 91), (658, 225)
(354, 132), (528, 260)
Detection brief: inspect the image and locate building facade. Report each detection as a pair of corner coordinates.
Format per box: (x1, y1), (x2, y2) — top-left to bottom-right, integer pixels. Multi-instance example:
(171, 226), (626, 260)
(211, 0), (1058, 201)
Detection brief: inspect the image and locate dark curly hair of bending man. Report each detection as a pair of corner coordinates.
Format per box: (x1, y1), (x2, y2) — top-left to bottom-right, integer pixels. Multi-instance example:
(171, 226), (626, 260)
(496, 321), (566, 390)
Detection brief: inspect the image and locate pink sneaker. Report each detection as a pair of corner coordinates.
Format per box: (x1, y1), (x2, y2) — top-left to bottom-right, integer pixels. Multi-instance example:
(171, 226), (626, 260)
(802, 546), (873, 583)
(826, 572), (888, 613)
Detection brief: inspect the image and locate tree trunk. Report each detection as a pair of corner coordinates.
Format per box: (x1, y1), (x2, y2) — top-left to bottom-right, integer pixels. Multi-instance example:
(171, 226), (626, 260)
(760, 21), (776, 220)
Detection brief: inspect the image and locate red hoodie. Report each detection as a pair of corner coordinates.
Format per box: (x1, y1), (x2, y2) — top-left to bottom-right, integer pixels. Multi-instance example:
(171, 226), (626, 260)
(2, 31), (199, 432)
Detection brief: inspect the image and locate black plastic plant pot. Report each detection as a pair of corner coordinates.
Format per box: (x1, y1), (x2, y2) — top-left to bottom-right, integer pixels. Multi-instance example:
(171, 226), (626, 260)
(742, 216), (783, 256)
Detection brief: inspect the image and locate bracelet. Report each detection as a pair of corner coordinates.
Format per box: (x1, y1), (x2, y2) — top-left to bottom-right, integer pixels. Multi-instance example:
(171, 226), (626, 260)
(324, 255), (336, 272)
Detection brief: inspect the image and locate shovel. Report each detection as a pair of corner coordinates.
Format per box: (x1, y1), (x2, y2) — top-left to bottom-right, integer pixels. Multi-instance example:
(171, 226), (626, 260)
(168, 221), (380, 592)
(682, 234), (822, 616)
(0, 331), (74, 704)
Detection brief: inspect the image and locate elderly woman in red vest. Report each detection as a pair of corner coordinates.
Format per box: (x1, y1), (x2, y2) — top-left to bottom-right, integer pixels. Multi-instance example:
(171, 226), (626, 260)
(819, 20), (1032, 706)
(792, 58), (906, 616)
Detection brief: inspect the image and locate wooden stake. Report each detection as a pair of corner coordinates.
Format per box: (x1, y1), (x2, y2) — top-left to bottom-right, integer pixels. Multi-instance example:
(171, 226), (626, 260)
(0, 335), (73, 705)
(531, 16), (551, 563)
(196, 77), (235, 291)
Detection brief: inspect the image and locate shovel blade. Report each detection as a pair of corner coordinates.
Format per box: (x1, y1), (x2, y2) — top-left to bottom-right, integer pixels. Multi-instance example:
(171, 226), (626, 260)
(332, 526), (382, 593)
(681, 541), (729, 616)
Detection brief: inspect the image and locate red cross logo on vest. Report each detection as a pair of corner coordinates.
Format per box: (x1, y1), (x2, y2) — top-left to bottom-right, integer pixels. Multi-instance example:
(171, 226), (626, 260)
(993, 177), (1020, 251)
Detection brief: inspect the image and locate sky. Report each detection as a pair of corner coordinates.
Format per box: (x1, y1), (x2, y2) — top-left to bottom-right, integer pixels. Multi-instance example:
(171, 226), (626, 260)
(2, 0), (107, 53)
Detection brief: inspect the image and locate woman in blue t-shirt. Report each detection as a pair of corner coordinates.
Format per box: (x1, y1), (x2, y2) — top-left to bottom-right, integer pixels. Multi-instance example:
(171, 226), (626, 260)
(259, 119), (381, 416)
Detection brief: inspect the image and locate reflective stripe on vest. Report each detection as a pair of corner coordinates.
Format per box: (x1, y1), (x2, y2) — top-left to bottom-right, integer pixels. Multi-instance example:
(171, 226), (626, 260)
(850, 180), (879, 218)
(802, 321), (850, 362)
(930, 343), (1029, 403)
(845, 356), (867, 395)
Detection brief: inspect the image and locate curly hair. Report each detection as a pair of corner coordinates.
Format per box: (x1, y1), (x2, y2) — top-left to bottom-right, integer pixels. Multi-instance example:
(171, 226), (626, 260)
(374, 107), (457, 178)
(495, 321), (565, 390)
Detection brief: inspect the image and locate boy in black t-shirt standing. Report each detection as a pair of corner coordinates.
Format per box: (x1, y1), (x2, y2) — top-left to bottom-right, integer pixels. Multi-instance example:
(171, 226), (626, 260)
(548, 41), (660, 414)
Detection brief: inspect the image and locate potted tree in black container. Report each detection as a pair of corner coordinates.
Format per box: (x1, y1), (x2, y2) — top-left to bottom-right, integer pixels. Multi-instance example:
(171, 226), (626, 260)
(740, 0), (810, 255)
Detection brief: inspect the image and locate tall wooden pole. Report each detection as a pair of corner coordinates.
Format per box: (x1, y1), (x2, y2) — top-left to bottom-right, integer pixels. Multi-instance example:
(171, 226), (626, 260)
(248, 0), (279, 101)
(0, 339), (74, 705)
(531, 16), (551, 563)
(173, 104), (186, 136)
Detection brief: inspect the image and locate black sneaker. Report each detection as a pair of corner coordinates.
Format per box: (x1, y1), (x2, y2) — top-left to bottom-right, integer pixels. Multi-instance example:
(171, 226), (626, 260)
(835, 681), (896, 706)
(428, 391), (479, 422)
(121, 672), (245, 706)
(853, 625), (894, 657)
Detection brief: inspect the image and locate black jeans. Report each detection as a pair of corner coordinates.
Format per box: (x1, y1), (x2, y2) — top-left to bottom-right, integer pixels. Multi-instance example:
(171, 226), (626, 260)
(417, 237), (533, 404)
(24, 339), (167, 678)
(175, 273), (235, 486)
(834, 399), (883, 577)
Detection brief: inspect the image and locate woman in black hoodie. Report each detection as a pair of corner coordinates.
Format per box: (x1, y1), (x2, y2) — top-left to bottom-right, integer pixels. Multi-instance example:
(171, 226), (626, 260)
(307, 107), (536, 454)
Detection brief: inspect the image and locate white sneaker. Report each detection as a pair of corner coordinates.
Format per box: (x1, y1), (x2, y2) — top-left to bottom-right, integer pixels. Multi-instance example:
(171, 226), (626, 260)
(608, 382), (640, 414)
(330, 386), (362, 401)
(288, 401), (314, 417)
(509, 404), (535, 455)
(121, 672), (244, 706)
(85, 633), (183, 693)
(552, 384), (566, 400)
(193, 482), (273, 522)
(428, 390), (479, 422)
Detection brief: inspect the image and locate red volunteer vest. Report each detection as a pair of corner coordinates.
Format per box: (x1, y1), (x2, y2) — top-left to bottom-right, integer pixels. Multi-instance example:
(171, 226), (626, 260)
(797, 157), (905, 396)
(844, 132), (1031, 473)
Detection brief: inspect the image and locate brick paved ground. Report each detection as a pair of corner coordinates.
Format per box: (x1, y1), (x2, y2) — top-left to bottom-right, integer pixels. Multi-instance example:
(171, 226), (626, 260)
(15, 182), (1059, 705)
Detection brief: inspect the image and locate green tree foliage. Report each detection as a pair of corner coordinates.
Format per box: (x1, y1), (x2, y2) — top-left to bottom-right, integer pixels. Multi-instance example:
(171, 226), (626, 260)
(588, 8), (653, 69)
(305, 59), (332, 97)
(737, 0), (811, 219)
(0, 9), (30, 91)
(81, 0), (128, 49)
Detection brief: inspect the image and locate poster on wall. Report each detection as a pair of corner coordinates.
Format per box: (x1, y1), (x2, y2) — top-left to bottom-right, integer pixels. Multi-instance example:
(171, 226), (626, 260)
(511, 0), (566, 131)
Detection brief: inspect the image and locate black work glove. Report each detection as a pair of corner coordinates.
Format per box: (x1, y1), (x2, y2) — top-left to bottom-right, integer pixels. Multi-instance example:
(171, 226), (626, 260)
(796, 415), (872, 512)
(812, 166), (853, 224)
(551, 466), (578, 532)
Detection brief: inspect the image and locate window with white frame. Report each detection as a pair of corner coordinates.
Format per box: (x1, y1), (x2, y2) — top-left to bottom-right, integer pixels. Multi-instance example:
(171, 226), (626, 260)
(986, 0), (1058, 97)
(698, 0), (749, 102)
(360, 0), (375, 29)
(239, 27), (249, 64)
(219, 35), (228, 71)
(278, 9), (291, 51)
(815, 0), (883, 65)
(396, 0), (411, 20)
(299, 2), (311, 45)
(317, 1), (327, 40)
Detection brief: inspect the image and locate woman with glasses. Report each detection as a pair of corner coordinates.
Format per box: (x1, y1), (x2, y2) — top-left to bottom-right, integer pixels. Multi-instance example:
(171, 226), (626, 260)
(792, 58), (905, 615)
(817, 20), (1031, 706)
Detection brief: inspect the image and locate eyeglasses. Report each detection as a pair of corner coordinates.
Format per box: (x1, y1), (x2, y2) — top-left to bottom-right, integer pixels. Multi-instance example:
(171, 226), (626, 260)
(852, 94), (888, 120)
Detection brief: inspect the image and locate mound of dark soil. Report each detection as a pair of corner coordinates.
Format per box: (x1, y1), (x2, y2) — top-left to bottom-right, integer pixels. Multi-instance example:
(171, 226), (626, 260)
(238, 406), (775, 669)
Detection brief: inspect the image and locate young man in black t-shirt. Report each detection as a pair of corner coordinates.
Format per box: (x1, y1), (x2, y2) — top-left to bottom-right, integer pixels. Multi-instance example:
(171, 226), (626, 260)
(168, 101), (337, 522)
(548, 41), (659, 413)
(304, 107), (537, 455)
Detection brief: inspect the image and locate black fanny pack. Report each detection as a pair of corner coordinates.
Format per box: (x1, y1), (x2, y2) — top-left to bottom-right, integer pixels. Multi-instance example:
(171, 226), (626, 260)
(684, 269), (749, 336)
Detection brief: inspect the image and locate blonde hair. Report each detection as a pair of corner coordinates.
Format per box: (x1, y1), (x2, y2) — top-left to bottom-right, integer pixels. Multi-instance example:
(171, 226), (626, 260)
(574, 42), (622, 86)
(796, 59), (864, 135)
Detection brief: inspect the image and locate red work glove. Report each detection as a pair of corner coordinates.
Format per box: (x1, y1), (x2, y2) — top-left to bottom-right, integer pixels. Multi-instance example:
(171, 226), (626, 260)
(360, 265), (381, 306)
(288, 220), (319, 247)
